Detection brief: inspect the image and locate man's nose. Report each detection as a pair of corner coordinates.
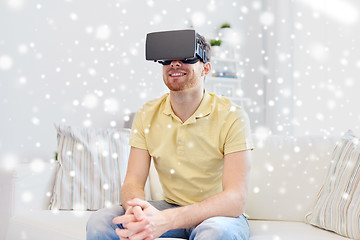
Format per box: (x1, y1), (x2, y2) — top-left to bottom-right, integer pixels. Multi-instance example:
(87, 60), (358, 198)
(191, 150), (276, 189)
(170, 60), (182, 67)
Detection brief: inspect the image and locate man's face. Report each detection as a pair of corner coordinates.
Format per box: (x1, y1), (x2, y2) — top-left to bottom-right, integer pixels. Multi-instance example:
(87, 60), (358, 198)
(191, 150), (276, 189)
(162, 60), (208, 92)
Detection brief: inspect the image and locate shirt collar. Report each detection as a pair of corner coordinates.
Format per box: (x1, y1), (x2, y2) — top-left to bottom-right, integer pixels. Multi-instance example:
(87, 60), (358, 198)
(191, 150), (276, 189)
(163, 90), (212, 124)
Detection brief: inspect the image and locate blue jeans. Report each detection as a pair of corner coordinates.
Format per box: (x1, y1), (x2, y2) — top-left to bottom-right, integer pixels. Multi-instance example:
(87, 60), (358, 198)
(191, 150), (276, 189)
(86, 200), (250, 240)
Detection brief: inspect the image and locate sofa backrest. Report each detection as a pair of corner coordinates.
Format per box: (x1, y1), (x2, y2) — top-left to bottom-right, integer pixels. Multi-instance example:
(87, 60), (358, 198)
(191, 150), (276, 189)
(149, 134), (339, 222)
(248, 134), (339, 221)
(11, 161), (153, 214)
(11, 131), (339, 224)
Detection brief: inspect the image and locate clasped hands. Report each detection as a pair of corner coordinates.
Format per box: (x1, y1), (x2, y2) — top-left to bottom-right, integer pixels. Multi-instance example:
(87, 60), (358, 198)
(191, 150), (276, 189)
(112, 198), (170, 240)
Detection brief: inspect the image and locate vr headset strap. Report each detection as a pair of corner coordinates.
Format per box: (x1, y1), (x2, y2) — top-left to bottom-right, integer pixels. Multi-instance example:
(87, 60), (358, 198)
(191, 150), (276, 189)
(196, 43), (208, 63)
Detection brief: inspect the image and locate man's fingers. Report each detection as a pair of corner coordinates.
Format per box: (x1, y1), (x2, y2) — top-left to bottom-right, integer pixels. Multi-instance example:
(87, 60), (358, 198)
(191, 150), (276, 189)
(132, 206), (144, 221)
(127, 227), (152, 240)
(116, 227), (131, 238)
(115, 219), (150, 239)
(144, 235), (154, 240)
(119, 235), (129, 240)
(126, 218), (150, 234)
(112, 214), (136, 225)
(127, 198), (151, 209)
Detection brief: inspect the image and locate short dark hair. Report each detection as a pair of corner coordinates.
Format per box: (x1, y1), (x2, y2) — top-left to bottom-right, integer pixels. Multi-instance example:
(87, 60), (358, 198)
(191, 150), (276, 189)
(196, 32), (211, 62)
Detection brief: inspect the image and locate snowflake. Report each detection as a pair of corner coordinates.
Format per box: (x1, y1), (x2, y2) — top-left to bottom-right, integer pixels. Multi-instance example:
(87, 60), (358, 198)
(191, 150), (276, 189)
(0, 55), (13, 70)
(102, 151), (109, 157)
(32, 117), (40, 125)
(95, 25), (111, 40)
(30, 158), (45, 173)
(266, 163), (274, 172)
(260, 12), (275, 26)
(69, 12), (78, 21)
(7, 0), (25, 9)
(105, 201), (113, 208)
(273, 235), (281, 240)
(88, 68), (96, 76)
(73, 99), (80, 106)
(83, 94), (99, 109)
(18, 44), (28, 54)
(191, 11), (206, 26)
(83, 119), (92, 127)
(104, 98), (119, 113)
(294, 146), (300, 152)
(146, 0), (154, 7)
(22, 191), (33, 203)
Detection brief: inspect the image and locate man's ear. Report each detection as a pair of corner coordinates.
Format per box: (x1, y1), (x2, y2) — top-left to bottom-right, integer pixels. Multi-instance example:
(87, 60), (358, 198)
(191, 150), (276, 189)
(202, 62), (211, 76)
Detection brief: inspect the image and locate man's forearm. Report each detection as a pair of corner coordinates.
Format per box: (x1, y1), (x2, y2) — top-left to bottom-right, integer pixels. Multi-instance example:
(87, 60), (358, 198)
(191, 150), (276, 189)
(120, 183), (146, 211)
(163, 190), (246, 230)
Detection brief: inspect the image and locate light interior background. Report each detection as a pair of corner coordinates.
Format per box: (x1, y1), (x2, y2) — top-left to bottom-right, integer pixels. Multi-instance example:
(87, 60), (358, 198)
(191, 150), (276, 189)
(0, 0), (359, 166)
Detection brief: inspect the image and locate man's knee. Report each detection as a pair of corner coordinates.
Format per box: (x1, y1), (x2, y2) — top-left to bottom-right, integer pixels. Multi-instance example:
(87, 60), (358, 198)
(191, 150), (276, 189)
(86, 206), (125, 240)
(193, 217), (232, 238)
(87, 208), (113, 227)
(191, 216), (249, 240)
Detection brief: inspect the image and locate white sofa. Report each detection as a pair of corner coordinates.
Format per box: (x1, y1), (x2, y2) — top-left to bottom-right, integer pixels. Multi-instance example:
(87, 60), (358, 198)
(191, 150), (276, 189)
(3, 133), (351, 240)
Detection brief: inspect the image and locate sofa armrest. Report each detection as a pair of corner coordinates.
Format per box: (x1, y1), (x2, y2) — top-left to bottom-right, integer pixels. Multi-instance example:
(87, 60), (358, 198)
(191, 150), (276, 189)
(11, 161), (57, 215)
(0, 170), (13, 240)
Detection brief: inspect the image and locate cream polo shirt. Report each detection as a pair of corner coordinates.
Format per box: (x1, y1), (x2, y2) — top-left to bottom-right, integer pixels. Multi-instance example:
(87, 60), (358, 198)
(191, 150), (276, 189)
(129, 91), (254, 206)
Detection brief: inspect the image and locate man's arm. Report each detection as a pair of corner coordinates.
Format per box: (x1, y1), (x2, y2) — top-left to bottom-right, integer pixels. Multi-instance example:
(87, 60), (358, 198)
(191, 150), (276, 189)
(123, 149), (251, 239)
(120, 146), (151, 211)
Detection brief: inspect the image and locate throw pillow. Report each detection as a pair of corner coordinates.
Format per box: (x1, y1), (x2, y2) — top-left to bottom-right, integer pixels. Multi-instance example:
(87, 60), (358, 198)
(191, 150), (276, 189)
(305, 130), (360, 239)
(50, 124), (131, 210)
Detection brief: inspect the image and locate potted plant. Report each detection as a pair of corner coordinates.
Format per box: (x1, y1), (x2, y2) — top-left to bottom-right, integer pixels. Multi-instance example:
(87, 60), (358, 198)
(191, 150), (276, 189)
(210, 39), (222, 58)
(210, 39), (222, 47)
(220, 23), (231, 29)
(218, 22), (233, 41)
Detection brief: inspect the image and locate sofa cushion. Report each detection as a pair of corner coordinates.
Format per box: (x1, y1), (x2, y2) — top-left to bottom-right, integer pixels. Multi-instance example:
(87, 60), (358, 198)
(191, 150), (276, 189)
(306, 130), (360, 239)
(6, 211), (347, 240)
(249, 220), (349, 239)
(6, 210), (92, 240)
(50, 124), (131, 210)
(6, 210), (184, 240)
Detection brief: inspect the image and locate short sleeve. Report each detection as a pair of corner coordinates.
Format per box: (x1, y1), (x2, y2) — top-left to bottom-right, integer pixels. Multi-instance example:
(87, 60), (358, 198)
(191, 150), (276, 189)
(223, 107), (254, 155)
(128, 110), (148, 150)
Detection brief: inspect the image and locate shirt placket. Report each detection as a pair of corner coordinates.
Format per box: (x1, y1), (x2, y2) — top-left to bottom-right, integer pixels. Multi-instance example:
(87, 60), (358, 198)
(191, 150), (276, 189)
(176, 124), (186, 161)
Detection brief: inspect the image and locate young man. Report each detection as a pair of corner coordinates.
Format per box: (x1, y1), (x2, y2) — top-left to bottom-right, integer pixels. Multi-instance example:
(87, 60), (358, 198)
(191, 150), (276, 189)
(87, 31), (253, 240)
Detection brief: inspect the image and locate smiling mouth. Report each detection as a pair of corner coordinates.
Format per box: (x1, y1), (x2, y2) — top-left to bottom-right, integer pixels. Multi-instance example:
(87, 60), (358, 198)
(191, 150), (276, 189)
(169, 73), (186, 77)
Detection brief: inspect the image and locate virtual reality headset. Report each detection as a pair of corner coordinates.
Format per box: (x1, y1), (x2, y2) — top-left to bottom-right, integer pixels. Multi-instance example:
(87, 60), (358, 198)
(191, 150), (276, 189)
(145, 29), (209, 64)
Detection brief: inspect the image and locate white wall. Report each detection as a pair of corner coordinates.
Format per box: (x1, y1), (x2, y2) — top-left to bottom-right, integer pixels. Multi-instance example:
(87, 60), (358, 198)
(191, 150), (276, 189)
(0, 0), (264, 166)
(262, 0), (360, 136)
(291, 0), (360, 136)
(1, 0), (360, 168)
